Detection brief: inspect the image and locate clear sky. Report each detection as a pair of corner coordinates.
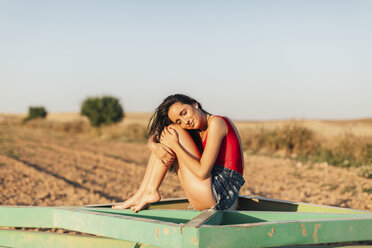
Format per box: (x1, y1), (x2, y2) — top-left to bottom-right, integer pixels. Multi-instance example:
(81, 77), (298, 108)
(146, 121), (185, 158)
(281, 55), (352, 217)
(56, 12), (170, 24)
(1, 0), (371, 120)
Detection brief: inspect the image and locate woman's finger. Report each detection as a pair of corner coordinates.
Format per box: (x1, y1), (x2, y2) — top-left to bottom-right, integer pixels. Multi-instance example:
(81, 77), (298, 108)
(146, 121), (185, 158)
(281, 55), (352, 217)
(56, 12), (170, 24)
(168, 128), (177, 136)
(166, 126), (173, 134)
(161, 144), (174, 154)
(166, 153), (173, 160)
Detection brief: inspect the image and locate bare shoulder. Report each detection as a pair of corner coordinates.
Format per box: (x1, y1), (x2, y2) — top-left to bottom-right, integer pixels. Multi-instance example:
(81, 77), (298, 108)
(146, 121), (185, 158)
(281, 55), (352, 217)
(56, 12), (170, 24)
(208, 116), (228, 135)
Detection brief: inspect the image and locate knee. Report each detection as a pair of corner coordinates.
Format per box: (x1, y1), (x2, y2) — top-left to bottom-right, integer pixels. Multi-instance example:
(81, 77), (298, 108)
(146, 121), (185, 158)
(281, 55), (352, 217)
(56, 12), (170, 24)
(167, 124), (189, 137)
(167, 125), (200, 157)
(167, 124), (182, 132)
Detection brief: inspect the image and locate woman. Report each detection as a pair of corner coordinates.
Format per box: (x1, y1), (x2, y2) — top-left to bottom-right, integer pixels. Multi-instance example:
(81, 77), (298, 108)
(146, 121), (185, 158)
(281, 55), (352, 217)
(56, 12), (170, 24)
(113, 94), (245, 212)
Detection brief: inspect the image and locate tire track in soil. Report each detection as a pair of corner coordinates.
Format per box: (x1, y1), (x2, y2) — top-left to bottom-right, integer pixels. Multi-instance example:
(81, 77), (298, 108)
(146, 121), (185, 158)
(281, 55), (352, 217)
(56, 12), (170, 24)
(0, 155), (107, 206)
(1, 127), (186, 204)
(16, 140), (138, 174)
(2, 125), (149, 169)
(0, 130), (129, 199)
(12, 157), (123, 202)
(7, 125), (148, 163)
(9, 144), (141, 201)
(18, 143), (184, 200)
(1, 129), (134, 164)
(9, 137), (183, 194)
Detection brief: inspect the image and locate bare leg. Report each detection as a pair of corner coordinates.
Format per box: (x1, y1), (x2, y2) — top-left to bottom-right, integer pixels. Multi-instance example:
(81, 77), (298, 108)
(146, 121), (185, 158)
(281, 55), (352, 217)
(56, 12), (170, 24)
(130, 154), (168, 212)
(167, 125), (216, 210)
(114, 125), (216, 212)
(113, 152), (163, 209)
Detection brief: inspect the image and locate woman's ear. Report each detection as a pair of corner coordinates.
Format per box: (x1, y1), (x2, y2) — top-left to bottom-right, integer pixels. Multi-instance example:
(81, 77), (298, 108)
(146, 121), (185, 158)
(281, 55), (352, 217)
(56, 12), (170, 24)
(193, 102), (199, 109)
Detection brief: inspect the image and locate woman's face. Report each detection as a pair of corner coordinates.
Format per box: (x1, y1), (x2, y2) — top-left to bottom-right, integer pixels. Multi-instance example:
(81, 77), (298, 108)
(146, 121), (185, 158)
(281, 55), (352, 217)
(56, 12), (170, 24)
(168, 102), (205, 129)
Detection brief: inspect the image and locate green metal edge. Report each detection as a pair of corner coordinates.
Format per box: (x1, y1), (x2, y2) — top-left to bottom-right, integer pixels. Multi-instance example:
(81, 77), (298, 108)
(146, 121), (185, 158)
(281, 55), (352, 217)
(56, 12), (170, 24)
(239, 195), (371, 214)
(1, 198), (372, 248)
(82, 208), (200, 224)
(53, 208), (184, 248)
(220, 211), (372, 225)
(0, 207), (186, 248)
(0, 229), (152, 248)
(0, 207), (55, 228)
(199, 217), (372, 248)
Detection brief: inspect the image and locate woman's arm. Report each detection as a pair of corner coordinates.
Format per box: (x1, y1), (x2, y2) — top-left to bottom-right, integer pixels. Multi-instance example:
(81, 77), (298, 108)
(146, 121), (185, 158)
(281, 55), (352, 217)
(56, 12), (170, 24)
(161, 117), (227, 179)
(148, 134), (175, 168)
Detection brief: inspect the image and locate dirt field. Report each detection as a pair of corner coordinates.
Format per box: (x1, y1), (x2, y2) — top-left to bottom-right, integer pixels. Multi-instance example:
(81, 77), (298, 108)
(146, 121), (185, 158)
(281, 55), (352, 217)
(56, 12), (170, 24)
(0, 113), (371, 211)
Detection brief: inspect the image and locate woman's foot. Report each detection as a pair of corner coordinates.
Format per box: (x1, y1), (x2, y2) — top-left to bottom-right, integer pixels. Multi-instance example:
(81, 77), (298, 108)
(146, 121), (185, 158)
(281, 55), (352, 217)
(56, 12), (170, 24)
(112, 192), (142, 209)
(131, 190), (161, 213)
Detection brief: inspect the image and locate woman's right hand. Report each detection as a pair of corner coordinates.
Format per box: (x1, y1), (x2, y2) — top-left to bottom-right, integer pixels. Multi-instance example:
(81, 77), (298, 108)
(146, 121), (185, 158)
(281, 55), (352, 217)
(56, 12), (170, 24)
(154, 143), (176, 167)
(148, 135), (175, 167)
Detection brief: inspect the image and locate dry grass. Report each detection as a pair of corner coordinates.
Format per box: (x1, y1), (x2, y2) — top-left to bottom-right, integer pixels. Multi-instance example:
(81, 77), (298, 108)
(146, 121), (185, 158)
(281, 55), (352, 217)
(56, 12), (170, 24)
(6, 112), (371, 138)
(235, 119), (372, 138)
(0, 112), (151, 142)
(239, 121), (372, 170)
(46, 112), (151, 127)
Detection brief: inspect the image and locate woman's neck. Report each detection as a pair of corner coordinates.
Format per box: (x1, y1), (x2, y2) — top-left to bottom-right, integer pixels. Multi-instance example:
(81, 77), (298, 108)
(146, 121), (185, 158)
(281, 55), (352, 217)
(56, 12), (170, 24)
(200, 113), (212, 132)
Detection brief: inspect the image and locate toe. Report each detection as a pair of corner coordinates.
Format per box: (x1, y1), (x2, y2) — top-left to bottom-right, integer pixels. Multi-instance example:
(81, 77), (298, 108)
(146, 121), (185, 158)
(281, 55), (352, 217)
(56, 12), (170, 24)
(112, 203), (124, 209)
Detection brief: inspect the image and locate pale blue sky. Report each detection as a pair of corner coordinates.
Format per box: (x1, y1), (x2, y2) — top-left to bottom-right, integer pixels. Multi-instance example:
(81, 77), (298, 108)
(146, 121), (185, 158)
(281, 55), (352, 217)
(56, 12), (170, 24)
(1, 1), (371, 120)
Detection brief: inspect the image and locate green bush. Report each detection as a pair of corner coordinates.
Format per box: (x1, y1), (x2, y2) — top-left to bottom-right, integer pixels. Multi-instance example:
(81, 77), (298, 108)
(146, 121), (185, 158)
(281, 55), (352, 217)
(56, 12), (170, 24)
(23, 106), (47, 123)
(81, 96), (124, 127)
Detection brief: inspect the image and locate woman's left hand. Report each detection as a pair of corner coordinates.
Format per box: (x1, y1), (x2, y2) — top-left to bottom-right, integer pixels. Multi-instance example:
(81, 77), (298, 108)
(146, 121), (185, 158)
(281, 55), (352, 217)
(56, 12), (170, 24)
(160, 126), (179, 149)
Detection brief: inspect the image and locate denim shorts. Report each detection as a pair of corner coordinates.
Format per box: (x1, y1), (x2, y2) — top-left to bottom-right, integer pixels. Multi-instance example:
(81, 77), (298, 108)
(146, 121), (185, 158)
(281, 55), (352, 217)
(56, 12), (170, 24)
(211, 165), (245, 210)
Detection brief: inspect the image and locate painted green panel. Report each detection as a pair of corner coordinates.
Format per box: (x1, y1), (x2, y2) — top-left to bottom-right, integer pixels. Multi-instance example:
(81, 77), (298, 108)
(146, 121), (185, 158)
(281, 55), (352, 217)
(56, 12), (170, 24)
(1, 196), (372, 248)
(296, 204), (370, 214)
(279, 246), (372, 248)
(53, 208), (183, 248)
(221, 211), (372, 225)
(0, 207), (54, 228)
(199, 218), (372, 248)
(180, 227), (200, 248)
(82, 208), (200, 224)
(149, 199), (190, 210)
(239, 196), (369, 214)
(183, 211), (222, 228)
(0, 229), (155, 248)
(85, 198), (190, 210)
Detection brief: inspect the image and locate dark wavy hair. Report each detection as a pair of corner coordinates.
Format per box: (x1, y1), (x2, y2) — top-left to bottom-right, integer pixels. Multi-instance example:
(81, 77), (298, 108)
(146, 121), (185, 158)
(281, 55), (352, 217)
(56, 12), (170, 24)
(148, 94), (209, 148)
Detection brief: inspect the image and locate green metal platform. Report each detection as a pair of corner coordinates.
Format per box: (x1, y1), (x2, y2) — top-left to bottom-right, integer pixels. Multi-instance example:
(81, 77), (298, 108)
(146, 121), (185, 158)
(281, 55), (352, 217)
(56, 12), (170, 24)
(1, 196), (371, 247)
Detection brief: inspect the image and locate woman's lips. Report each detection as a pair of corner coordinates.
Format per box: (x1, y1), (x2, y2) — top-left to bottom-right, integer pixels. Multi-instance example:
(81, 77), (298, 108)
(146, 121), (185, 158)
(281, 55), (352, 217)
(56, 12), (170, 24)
(189, 119), (194, 128)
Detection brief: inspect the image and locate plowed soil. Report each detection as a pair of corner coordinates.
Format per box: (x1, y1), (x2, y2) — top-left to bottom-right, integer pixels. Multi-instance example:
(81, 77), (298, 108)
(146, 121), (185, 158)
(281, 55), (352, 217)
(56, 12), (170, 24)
(0, 124), (371, 211)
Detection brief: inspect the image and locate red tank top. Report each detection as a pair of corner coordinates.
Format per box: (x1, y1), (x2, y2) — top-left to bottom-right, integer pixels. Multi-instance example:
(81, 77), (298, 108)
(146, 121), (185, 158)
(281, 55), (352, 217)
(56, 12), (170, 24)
(201, 116), (243, 175)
